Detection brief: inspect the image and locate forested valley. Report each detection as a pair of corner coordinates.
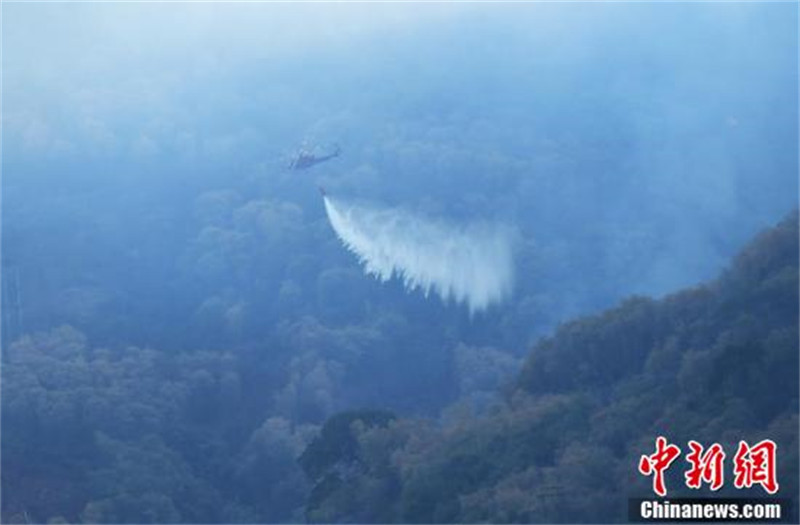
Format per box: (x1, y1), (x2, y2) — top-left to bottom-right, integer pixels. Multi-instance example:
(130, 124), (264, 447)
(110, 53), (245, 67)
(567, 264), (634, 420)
(3, 3), (797, 523)
(3, 213), (796, 523)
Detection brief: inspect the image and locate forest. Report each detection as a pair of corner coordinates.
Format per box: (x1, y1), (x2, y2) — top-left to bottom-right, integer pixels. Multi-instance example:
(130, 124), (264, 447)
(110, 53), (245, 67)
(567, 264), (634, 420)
(2, 2), (798, 523)
(300, 212), (799, 523)
(3, 212), (797, 523)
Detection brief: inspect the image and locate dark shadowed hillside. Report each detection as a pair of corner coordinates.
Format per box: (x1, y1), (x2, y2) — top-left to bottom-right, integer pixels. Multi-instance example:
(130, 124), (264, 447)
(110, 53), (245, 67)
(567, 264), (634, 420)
(301, 212), (799, 523)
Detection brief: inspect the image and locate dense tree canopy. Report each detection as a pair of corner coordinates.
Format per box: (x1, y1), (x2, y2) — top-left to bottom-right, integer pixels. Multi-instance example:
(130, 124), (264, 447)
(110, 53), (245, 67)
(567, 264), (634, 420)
(3, 4), (796, 523)
(301, 213), (799, 523)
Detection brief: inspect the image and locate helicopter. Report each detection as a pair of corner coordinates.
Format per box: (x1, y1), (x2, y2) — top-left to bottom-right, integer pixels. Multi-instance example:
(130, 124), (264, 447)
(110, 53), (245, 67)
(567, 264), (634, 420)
(287, 143), (341, 171)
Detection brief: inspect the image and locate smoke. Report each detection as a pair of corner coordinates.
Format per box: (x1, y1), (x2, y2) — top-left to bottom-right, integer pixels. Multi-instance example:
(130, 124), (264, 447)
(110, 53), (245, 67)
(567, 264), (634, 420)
(323, 196), (514, 313)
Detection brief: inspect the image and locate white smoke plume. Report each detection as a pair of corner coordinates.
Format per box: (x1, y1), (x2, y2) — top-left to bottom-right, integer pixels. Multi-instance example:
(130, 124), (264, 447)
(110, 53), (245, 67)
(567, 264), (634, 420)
(323, 196), (514, 314)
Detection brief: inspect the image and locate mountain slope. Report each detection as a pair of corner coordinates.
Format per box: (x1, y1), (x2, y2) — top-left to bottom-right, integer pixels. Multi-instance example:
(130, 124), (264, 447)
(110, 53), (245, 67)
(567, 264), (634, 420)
(301, 211), (799, 523)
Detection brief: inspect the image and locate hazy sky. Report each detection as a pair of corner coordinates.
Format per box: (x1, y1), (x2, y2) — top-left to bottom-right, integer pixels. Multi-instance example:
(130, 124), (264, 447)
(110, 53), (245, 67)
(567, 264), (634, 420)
(4, 1), (798, 304)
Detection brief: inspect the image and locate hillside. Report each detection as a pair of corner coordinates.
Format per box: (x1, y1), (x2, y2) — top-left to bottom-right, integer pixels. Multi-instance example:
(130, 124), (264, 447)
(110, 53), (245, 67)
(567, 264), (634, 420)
(300, 211), (799, 523)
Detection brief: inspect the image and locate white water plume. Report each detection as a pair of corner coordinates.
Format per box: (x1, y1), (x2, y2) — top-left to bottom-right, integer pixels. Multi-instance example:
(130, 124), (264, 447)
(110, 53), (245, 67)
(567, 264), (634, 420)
(323, 196), (514, 314)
